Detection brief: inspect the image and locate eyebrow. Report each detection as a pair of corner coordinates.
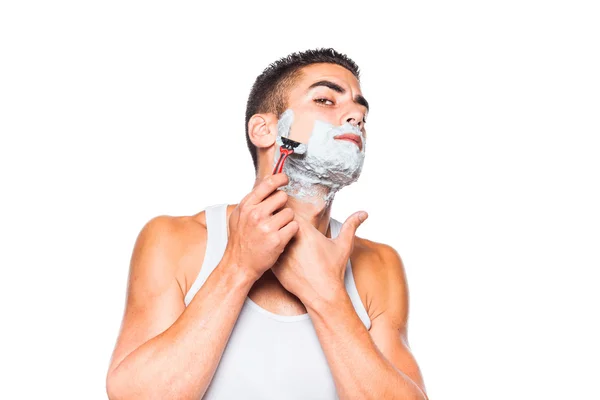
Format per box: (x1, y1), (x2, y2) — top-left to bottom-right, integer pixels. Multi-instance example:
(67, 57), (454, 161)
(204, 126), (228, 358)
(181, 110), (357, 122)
(307, 80), (369, 112)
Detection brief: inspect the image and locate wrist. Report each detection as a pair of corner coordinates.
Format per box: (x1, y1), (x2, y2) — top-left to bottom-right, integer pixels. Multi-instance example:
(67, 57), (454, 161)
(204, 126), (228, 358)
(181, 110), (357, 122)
(218, 253), (259, 290)
(304, 282), (348, 315)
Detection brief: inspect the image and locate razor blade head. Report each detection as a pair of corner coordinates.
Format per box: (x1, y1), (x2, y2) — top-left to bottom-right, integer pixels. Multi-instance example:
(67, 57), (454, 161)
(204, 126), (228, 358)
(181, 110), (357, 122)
(278, 136), (307, 155)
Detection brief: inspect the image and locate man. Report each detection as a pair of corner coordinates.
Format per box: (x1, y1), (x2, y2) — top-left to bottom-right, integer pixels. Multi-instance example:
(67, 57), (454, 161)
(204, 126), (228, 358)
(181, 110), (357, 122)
(106, 48), (428, 400)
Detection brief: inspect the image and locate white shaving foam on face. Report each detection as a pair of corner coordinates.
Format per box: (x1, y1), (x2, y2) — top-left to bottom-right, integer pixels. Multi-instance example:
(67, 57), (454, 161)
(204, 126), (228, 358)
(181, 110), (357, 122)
(273, 108), (366, 205)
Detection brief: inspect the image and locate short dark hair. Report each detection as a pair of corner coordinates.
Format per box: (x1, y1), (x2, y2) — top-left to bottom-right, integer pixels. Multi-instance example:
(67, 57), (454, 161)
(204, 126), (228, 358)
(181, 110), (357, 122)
(245, 47), (361, 172)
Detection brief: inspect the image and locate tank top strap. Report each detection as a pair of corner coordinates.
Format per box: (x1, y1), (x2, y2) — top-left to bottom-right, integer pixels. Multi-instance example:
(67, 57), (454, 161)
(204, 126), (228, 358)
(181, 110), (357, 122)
(184, 204), (229, 306)
(329, 217), (372, 330)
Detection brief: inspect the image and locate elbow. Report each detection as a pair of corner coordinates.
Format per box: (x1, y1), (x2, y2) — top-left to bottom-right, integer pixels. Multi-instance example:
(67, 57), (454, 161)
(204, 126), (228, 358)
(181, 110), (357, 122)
(106, 368), (134, 400)
(105, 369), (122, 400)
(106, 368), (187, 400)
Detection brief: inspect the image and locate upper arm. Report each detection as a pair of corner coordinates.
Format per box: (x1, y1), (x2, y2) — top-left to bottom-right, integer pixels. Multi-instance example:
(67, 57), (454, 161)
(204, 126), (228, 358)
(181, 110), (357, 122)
(107, 216), (190, 376)
(367, 244), (428, 398)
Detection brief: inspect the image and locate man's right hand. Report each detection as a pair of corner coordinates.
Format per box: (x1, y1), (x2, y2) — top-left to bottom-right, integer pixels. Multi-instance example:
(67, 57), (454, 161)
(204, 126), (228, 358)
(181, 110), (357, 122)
(224, 172), (298, 281)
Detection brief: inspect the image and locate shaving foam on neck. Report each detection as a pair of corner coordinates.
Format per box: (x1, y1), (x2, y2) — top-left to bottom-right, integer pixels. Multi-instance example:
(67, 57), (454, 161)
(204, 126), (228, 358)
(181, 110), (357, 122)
(273, 108), (366, 205)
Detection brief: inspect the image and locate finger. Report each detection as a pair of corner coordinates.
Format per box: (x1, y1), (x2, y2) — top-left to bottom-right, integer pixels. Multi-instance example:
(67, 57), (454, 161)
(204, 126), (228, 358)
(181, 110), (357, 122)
(276, 220), (299, 249)
(266, 207), (294, 231)
(335, 211), (368, 249)
(258, 189), (289, 216)
(246, 173), (289, 205)
(292, 213), (309, 229)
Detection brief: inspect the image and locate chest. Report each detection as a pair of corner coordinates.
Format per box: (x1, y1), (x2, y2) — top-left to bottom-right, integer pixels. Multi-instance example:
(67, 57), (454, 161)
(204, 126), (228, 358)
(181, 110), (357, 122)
(201, 300), (340, 400)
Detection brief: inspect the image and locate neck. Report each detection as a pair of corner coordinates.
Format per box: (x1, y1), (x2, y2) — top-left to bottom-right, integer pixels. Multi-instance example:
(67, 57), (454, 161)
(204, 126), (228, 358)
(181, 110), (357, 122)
(253, 170), (334, 237)
(285, 192), (333, 237)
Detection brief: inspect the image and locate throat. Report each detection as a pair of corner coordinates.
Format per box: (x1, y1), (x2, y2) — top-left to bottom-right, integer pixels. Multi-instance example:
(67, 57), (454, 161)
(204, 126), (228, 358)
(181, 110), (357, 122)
(284, 196), (334, 237)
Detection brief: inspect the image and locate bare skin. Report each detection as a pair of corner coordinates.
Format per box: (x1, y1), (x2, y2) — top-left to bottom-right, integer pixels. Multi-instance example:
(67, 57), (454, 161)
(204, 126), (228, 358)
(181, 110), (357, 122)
(106, 63), (428, 399)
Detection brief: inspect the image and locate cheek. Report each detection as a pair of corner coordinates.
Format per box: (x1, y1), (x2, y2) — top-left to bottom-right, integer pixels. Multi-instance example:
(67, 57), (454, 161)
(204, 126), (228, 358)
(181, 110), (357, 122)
(287, 112), (317, 144)
(293, 102), (338, 126)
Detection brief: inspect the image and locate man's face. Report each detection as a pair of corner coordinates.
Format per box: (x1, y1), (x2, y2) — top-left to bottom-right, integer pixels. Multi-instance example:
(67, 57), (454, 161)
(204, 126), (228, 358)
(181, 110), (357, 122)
(283, 63), (369, 148)
(271, 63), (369, 204)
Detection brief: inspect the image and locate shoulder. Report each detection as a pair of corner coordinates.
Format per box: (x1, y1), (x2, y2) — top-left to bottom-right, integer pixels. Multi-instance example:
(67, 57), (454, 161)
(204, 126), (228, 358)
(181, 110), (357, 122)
(351, 236), (409, 324)
(132, 212), (209, 298)
(136, 213), (207, 257)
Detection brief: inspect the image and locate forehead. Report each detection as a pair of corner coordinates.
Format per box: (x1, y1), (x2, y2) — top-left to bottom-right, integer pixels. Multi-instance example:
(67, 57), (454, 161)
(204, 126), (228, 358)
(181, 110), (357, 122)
(294, 63), (361, 92)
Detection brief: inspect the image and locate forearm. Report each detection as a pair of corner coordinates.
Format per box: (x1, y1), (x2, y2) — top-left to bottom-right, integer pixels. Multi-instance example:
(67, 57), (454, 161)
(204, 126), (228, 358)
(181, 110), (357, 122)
(306, 288), (427, 400)
(107, 256), (254, 400)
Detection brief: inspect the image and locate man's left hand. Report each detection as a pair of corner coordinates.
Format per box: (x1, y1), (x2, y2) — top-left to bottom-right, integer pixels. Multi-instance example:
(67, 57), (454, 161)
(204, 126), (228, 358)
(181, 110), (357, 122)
(271, 210), (368, 309)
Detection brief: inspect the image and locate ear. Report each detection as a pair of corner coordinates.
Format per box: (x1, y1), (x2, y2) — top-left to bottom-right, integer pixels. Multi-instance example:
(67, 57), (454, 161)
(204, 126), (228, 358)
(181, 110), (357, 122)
(248, 112), (279, 149)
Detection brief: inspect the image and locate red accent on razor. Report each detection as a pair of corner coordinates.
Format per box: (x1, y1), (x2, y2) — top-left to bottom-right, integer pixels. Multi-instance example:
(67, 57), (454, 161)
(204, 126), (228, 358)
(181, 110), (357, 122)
(272, 137), (306, 175)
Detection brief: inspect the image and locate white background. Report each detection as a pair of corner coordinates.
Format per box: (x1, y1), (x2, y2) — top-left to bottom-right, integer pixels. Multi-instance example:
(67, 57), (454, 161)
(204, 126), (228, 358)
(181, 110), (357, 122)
(1, 1), (598, 399)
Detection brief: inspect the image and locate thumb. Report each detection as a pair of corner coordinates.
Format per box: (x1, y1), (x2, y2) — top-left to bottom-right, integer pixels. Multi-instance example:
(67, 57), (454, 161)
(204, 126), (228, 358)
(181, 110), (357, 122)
(336, 211), (368, 248)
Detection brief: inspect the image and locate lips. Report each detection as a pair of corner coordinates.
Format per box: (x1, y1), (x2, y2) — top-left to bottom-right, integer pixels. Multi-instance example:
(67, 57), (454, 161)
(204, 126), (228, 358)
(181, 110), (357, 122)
(334, 133), (363, 151)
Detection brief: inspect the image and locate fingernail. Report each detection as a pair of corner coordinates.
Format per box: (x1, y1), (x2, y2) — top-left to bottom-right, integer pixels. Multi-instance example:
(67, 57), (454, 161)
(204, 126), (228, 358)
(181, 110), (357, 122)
(359, 212), (368, 222)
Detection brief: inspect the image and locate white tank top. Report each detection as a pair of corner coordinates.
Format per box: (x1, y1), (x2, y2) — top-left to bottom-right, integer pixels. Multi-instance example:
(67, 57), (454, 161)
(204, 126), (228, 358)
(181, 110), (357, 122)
(184, 203), (371, 400)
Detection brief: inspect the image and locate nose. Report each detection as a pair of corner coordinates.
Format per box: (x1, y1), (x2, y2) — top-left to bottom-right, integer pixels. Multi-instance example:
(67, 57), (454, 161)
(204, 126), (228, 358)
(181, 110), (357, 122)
(347, 117), (360, 128)
(345, 116), (365, 133)
(343, 108), (366, 130)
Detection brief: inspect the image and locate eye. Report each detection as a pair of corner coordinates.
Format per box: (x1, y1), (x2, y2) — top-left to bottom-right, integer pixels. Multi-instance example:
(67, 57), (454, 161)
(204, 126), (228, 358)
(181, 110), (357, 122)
(362, 116), (367, 124)
(314, 98), (334, 106)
